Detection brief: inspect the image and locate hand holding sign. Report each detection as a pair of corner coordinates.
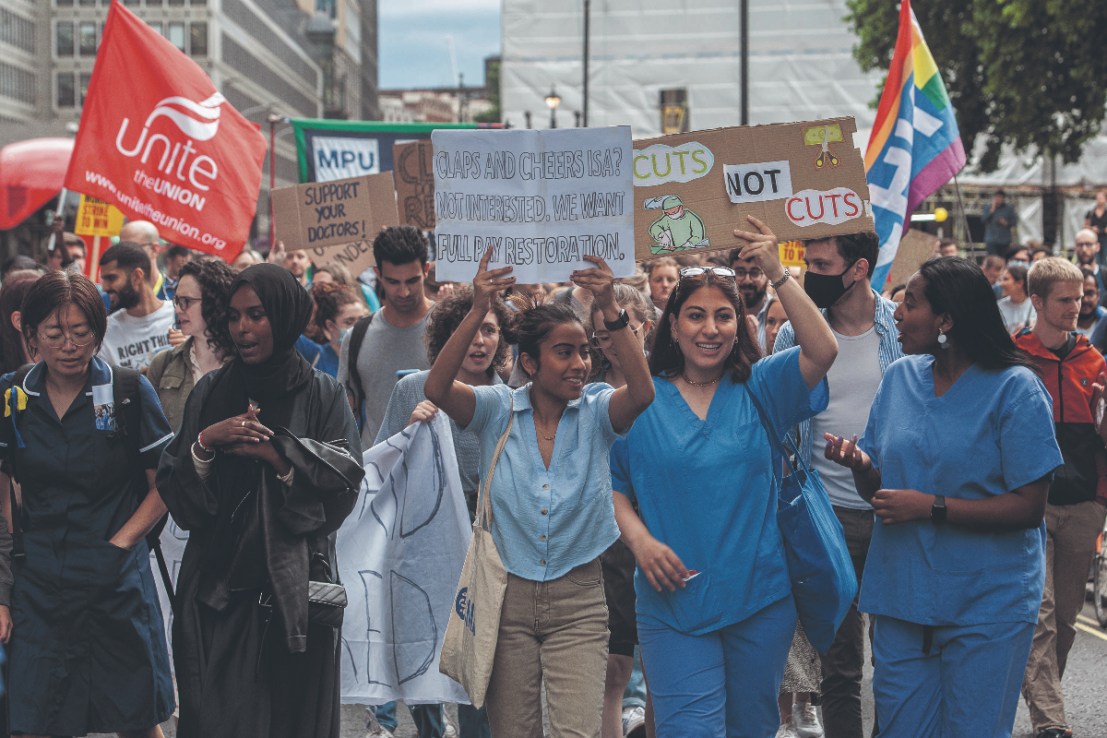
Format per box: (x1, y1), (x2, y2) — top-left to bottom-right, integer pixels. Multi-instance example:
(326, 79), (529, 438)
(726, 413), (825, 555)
(732, 215), (785, 283)
(471, 245), (516, 313)
(570, 255), (617, 313)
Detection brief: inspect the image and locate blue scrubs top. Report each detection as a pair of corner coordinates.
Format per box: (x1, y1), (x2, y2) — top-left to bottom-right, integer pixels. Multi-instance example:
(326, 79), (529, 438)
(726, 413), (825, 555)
(611, 347), (828, 635)
(858, 355), (1063, 626)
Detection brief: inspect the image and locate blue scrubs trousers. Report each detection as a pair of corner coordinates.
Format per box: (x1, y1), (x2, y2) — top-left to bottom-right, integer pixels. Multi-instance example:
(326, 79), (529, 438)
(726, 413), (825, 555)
(872, 616), (1035, 738)
(638, 596), (796, 738)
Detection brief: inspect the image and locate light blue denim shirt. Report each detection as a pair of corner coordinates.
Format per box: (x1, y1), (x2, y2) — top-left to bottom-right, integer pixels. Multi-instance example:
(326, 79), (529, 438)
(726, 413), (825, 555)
(773, 289), (903, 467)
(467, 382), (622, 582)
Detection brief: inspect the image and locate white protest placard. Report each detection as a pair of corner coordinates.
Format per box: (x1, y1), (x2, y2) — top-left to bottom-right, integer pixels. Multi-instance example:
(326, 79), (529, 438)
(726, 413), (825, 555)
(338, 414), (472, 706)
(432, 127), (635, 284)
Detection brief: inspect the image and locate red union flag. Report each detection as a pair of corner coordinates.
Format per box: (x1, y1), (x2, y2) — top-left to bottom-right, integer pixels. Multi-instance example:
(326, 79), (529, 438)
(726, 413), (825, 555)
(63, 0), (266, 259)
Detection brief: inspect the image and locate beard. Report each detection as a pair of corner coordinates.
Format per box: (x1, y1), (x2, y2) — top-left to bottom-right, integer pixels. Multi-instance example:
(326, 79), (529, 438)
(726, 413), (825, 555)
(112, 281), (140, 310)
(740, 283), (767, 308)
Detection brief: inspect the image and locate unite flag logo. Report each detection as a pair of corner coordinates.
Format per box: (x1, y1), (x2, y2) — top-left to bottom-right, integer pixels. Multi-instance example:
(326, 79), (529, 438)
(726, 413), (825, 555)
(63, 1), (266, 259)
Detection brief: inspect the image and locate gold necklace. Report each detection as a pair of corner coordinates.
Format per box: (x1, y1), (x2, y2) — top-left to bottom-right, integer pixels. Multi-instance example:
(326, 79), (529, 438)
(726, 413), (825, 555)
(533, 414), (557, 441)
(681, 373), (722, 387)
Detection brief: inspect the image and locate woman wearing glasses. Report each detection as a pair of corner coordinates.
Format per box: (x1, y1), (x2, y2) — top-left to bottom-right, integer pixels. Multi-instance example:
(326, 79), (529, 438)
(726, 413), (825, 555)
(147, 258), (238, 430)
(609, 216), (838, 737)
(0, 271), (175, 738)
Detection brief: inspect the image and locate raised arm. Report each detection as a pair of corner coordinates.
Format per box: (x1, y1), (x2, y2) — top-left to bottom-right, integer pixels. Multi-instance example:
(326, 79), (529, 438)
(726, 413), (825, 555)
(733, 215), (837, 388)
(425, 247), (515, 428)
(571, 255), (654, 433)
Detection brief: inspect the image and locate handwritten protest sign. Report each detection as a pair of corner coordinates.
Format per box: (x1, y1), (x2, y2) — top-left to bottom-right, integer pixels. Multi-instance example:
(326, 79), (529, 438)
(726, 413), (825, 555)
(633, 118), (873, 262)
(273, 172), (401, 276)
(393, 140), (436, 230)
(75, 195), (125, 237)
(273, 172), (400, 252)
(432, 127), (635, 284)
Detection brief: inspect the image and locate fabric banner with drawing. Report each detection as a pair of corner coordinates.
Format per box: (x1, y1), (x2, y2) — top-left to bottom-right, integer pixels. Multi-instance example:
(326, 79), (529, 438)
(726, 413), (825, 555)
(337, 413), (472, 705)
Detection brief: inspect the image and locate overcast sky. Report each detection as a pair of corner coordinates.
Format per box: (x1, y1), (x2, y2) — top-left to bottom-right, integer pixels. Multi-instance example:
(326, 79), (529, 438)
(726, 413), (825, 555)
(378, 0), (501, 89)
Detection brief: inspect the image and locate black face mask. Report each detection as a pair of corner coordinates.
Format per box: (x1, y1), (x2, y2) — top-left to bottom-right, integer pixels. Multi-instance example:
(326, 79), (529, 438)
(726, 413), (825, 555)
(804, 263), (859, 309)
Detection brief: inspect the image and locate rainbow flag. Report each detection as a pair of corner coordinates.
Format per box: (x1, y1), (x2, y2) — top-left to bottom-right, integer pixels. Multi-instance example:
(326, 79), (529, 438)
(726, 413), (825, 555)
(865, 0), (965, 288)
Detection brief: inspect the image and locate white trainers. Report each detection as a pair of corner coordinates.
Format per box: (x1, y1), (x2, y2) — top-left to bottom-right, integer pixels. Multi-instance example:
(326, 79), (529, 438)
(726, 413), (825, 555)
(444, 720), (458, 738)
(622, 705), (647, 737)
(792, 701), (824, 738)
(775, 724), (799, 738)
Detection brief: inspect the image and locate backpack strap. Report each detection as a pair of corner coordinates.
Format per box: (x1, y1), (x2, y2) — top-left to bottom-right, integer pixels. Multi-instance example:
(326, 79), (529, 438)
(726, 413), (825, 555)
(345, 312), (374, 428)
(4, 363), (34, 564)
(112, 366), (174, 603)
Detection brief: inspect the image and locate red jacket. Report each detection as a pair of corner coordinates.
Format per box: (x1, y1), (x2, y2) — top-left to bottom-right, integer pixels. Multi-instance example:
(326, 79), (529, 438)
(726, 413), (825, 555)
(1015, 330), (1107, 505)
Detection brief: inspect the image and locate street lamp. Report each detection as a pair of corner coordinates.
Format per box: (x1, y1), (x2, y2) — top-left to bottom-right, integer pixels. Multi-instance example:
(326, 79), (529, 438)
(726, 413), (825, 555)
(545, 86), (561, 129)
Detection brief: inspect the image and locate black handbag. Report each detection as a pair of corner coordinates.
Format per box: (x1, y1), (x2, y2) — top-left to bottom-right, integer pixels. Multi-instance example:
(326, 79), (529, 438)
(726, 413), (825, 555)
(307, 553), (347, 629)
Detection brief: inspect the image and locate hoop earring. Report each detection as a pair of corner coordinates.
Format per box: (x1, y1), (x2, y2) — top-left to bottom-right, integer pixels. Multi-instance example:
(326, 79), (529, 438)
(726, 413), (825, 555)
(937, 328), (949, 349)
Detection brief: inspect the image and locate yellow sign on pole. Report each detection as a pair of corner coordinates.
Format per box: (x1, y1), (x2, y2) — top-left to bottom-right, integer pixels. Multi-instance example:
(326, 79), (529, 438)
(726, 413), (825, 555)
(75, 195), (124, 237)
(779, 240), (806, 269)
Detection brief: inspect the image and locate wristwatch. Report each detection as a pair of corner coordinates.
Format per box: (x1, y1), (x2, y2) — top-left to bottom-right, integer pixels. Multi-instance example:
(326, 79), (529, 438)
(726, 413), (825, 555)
(603, 309), (630, 331)
(931, 494), (947, 524)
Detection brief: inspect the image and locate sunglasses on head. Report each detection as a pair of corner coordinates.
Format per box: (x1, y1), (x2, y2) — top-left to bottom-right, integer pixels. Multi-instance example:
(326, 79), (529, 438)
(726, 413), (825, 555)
(679, 266), (736, 279)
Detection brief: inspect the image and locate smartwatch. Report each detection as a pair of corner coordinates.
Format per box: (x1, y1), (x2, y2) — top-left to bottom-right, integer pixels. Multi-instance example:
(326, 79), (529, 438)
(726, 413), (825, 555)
(931, 494), (947, 524)
(603, 309), (630, 332)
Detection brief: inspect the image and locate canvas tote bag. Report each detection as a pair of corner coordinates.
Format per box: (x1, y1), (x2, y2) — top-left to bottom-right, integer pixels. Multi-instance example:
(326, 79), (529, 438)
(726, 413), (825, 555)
(439, 402), (514, 708)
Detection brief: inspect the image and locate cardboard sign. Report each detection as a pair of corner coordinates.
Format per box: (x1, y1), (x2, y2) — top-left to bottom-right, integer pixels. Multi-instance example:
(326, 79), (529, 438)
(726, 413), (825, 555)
(885, 229), (939, 289)
(74, 195), (124, 237)
(779, 240), (805, 269)
(272, 172), (400, 252)
(393, 140), (436, 229)
(432, 127), (636, 284)
(633, 118), (873, 262)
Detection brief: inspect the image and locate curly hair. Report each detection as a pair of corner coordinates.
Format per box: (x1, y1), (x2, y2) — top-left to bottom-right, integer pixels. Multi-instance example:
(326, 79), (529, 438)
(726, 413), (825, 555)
(373, 225), (428, 269)
(178, 257), (237, 358)
(649, 269), (760, 383)
(310, 281), (361, 336)
(425, 287), (513, 376)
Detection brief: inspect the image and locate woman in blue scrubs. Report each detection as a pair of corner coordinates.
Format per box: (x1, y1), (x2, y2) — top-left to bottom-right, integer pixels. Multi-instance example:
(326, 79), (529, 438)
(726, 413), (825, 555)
(609, 216), (838, 738)
(825, 256), (1063, 738)
(0, 271), (174, 738)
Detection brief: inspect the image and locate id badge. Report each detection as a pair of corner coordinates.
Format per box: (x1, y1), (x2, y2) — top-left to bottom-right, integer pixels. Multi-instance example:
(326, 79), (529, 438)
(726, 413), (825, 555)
(92, 384), (116, 432)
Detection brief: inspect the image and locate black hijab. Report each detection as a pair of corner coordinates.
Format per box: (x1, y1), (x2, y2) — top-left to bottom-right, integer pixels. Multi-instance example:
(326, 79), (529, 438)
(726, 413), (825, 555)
(199, 262), (315, 434)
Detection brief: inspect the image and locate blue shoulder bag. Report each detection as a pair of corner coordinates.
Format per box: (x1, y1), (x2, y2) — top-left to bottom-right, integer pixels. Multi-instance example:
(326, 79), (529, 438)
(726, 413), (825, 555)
(748, 389), (858, 654)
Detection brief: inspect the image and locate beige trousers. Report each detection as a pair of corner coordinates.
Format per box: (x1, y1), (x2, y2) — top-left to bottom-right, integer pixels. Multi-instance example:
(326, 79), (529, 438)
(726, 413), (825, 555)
(485, 558), (609, 738)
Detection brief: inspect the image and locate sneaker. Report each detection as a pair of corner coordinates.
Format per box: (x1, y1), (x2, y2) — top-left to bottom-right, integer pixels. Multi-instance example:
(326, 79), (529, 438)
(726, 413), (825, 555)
(365, 711), (395, 738)
(793, 702), (824, 738)
(622, 705), (646, 738)
(1035, 729), (1073, 738)
(444, 720), (458, 738)
(775, 724), (799, 738)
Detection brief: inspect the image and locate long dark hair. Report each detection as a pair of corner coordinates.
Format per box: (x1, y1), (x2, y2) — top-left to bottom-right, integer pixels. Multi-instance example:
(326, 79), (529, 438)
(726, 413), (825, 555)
(918, 256), (1038, 373)
(649, 269), (761, 383)
(178, 258), (237, 358)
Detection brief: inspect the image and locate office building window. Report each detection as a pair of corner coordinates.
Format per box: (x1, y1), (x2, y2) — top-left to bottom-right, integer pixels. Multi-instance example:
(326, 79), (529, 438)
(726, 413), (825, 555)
(57, 72), (76, 108)
(80, 72), (92, 105)
(56, 22), (75, 57)
(148, 21), (163, 35)
(167, 22), (186, 51)
(190, 22), (208, 56)
(78, 22), (97, 56)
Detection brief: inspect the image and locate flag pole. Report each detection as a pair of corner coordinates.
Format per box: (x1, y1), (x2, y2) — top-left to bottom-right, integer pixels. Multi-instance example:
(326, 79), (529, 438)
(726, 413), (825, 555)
(951, 174), (974, 261)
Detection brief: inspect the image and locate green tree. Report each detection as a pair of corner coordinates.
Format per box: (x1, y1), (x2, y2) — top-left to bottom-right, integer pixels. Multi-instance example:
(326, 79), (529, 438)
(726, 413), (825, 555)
(474, 58), (501, 124)
(847, 0), (1107, 171)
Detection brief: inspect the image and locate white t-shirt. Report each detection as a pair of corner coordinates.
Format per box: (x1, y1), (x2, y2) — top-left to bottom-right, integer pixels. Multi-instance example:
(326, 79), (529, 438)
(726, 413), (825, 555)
(809, 325), (883, 510)
(98, 301), (176, 370)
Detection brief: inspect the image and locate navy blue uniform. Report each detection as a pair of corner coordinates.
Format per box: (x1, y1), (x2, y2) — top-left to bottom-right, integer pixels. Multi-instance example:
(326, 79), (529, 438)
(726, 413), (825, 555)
(0, 358), (175, 735)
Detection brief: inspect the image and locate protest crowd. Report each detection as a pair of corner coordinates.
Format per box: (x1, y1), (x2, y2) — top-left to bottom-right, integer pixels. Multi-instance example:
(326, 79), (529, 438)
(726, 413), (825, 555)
(2, 200), (1106, 738)
(2, 1), (1106, 737)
